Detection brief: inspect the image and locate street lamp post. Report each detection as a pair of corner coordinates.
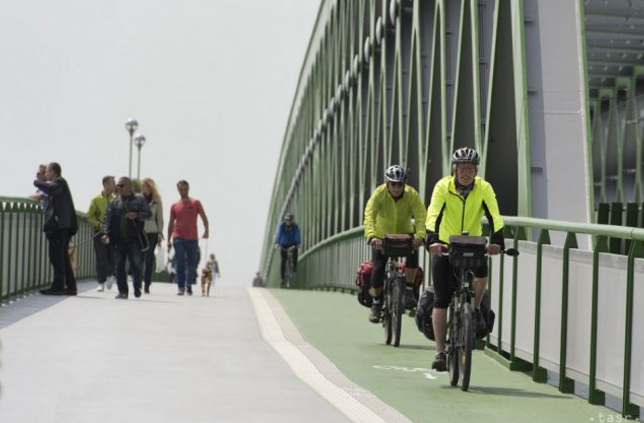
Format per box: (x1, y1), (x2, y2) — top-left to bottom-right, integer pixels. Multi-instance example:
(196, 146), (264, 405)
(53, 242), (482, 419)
(125, 118), (139, 178)
(134, 133), (146, 181)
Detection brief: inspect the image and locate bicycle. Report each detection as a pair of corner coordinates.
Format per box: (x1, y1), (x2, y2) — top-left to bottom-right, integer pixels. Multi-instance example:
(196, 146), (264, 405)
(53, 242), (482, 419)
(444, 233), (518, 391)
(281, 246), (296, 289)
(381, 234), (418, 347)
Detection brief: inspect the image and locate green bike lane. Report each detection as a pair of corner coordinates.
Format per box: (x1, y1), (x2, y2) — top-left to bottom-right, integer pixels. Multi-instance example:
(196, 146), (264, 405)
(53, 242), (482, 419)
(270, 288), (626, 423)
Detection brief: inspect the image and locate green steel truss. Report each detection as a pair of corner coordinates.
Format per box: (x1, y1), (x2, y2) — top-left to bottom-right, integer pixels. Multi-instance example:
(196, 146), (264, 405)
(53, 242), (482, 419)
(262, 0), (540, 280)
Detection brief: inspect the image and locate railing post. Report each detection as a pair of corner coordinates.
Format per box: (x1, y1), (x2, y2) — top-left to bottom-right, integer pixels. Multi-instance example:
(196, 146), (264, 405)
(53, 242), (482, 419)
(8, 203), (15, 297)
(532, 229), (550, 383)
(559, 231), (577, 393)
(609, 202), (623, 253)
(0, 203), (5, 301)
(625, 203), (638, 253)
(588, 234), (608, 405)
(622, 239), (641, 419)
(20, 204), (28, 296)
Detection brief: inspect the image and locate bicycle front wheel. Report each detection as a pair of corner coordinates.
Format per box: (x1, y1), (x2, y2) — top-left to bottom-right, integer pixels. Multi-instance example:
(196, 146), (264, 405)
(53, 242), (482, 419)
(392, 278), (405, 347)
(383, 280), (393, 345)
(458, 303), (474, 391)
(448, 306), (459, 387)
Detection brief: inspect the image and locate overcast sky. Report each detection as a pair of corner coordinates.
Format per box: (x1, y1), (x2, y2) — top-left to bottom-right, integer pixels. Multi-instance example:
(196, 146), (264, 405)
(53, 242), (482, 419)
(0, 0), (320, 286)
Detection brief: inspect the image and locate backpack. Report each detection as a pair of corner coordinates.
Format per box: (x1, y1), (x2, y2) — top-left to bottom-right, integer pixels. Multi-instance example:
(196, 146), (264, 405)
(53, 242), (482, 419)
(355, 261), (373, 308)
(415, 286), (435, 340)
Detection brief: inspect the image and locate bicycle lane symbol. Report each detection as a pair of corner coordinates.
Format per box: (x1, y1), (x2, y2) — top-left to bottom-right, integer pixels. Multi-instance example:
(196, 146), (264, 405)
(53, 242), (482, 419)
(373, 365), (437, 380)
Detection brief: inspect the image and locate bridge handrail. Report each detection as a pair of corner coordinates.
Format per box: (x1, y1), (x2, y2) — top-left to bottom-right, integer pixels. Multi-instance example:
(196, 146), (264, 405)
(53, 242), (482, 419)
(0, 196), (96, 300)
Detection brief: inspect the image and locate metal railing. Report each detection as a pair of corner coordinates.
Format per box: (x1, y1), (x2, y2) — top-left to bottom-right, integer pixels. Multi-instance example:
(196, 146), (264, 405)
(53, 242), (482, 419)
(0, 196), (96, 301)
(269, 216), (643, 419)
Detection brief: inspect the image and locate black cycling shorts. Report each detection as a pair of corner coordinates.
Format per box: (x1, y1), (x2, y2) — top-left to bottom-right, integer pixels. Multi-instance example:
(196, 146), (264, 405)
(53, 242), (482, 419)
(431, 255), (488, 308)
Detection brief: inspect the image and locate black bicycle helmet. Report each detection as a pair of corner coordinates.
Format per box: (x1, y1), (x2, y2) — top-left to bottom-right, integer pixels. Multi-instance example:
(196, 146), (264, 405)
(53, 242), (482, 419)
(451, 147), (480, 165)
(284, 213), (294, 220)
(384, 164), (407, 182)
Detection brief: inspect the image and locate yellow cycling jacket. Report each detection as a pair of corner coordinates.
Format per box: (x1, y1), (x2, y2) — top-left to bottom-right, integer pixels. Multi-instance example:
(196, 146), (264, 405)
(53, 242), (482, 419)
(364, 184), (427, 240)
(425, 176), (504, 245)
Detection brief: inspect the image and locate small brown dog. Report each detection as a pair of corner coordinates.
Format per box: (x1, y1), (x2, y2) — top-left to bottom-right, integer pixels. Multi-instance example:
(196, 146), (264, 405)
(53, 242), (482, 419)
(200, 267), (213, 297)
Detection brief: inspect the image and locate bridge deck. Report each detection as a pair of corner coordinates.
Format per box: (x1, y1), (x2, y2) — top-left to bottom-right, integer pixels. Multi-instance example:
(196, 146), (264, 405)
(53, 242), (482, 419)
(0, 283), (627, 423)
(0, 283), (352, 423)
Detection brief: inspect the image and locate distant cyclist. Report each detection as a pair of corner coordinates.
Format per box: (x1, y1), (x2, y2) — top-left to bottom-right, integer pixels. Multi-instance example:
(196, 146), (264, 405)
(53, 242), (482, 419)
(364, 165), (426, 323)
(274, 213), (301, 287)
(425, 147), (504, 371)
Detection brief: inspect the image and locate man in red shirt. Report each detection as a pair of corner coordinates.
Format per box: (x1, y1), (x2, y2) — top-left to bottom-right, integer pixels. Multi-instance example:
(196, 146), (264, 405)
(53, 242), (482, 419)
(167, 180), (209, 295)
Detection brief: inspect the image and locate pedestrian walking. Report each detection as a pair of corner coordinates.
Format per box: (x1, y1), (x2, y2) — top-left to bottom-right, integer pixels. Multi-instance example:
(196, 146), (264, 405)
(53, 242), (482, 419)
(87, 176), (116, 291)
(167, 180), (209, 296)
(102, 177), (151, 299)
(141, 177), (164, 294)
(33, 162), (78, 296)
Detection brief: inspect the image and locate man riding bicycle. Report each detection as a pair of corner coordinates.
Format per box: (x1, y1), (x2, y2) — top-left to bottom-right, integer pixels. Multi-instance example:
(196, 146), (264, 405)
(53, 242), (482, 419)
(425, 147), (504, 371)
(274, 213), (301, 287)
(364, 165), (426, 323)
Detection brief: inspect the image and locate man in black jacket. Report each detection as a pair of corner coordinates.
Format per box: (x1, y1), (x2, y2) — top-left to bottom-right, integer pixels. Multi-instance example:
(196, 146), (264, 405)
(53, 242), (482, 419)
(34, 162), (78, 296)
(101, 177), (151, 299)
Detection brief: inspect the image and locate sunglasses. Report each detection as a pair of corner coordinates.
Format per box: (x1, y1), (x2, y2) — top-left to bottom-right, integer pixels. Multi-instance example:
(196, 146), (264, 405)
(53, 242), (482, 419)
(388, 181), (404, 187)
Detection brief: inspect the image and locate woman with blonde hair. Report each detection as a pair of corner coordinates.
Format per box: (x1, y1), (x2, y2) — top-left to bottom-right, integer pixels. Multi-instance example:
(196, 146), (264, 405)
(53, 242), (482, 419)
(141, 178), (164, 293)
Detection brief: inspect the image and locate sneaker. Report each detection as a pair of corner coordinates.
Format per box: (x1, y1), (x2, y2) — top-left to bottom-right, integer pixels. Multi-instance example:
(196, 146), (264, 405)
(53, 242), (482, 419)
(432, 352), (447, 372)
(177, 289), (185, 296)
(115, 293), (128, 300)
(187, 285), (193, 296)
(96, 283), (105, 292)
(106, 276), (115, 290)
(368, 301), (382, 323)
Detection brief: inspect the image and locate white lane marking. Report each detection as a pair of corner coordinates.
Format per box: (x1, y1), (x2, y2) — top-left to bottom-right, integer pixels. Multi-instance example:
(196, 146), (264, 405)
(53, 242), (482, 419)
(247, 288), (414, 423)
(372, 365), (438, 380)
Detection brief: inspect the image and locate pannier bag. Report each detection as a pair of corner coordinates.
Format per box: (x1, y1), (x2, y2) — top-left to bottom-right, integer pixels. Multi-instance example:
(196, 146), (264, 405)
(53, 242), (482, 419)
(399, 262), (423, 301)
(355, 261), (373, 308)
(478, 291), (496, 339)
(415, 286), (435, 340)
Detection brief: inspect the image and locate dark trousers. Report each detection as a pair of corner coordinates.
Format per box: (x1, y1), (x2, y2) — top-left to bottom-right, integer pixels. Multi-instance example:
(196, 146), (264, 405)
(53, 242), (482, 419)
(93, 234), (115, 283)
(143, 233), (159, 286)
(47, 229), (77, 292)
(280, 246), (298, 279)
(114, 240), (143, 294)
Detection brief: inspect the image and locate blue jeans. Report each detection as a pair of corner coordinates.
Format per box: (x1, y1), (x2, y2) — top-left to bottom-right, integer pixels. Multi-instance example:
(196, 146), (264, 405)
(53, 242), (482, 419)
(114, 240), (143, 294)
(173, 238), (197, 289)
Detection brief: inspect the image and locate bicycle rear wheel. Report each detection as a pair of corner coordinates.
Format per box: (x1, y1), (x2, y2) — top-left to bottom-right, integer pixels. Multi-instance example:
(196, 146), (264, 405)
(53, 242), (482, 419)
(392, 278), (405, 347)
(458, 303), (474, 391)
(447, 306), (459, 386)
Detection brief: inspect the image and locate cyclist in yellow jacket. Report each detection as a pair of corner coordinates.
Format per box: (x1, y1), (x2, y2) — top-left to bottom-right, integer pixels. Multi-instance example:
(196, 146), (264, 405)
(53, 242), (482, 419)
(425, 147), (504, 371)
(364, 165), (426, 323)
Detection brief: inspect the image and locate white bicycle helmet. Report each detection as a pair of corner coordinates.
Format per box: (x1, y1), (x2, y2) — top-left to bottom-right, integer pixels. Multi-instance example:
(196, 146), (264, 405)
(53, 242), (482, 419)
(451, 147), (480, 165)
(385, 164), (407, 183)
